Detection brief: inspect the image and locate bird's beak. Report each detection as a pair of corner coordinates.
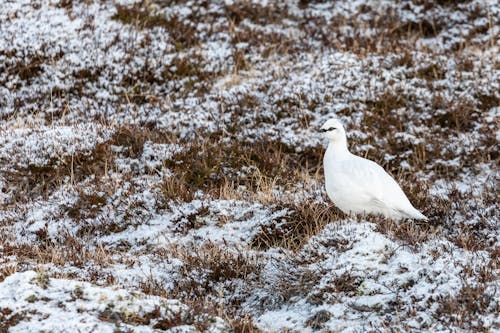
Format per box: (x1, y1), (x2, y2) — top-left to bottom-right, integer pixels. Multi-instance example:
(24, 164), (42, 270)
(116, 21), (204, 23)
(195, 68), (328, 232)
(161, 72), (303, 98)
(319, 128), (327, 133)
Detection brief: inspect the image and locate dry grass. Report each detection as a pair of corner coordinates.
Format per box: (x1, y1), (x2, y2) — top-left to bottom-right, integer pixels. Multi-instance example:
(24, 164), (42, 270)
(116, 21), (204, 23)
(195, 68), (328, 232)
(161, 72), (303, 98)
(250, 199), (342, 251)
(135, 243), (263, 331)
(305, 309), (332, 330)
(98, 303), (204, 331)
(175, 243), (262, 291)
(3, 125), (176, 205)
(0, 308), (27, 332)
(0, 239), (112, 270)
(160, 133), (322, 203)
(3, 141), (113, 205)
(434, 259), (498, 332)
(0, 265), (17, 283)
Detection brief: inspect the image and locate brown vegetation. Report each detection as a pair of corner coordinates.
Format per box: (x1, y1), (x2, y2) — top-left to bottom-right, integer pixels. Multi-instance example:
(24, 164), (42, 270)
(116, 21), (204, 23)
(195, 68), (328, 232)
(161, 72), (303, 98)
(113, 2), (199, 49)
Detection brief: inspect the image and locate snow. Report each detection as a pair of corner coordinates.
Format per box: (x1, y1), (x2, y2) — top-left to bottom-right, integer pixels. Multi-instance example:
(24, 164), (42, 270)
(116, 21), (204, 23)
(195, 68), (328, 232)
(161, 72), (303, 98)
(253, 222), (497, 332)
(0, 271), (228, 333)
(0, 124), (113, 169)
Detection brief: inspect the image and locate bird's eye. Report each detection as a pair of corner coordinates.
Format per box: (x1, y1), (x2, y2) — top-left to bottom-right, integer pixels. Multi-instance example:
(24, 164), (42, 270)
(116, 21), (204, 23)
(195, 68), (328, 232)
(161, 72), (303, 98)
(320, 127), (337, 133)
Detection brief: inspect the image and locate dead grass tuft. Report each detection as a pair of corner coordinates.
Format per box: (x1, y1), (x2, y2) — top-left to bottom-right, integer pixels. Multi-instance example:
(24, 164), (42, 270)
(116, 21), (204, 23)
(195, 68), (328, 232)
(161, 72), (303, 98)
(98, 304), (205, 331)
(4, 140), (113, 205)
(0, 265), (17, 283)
(0, 229), (112, 282)
(393, 19), (442, 39)
(305, 310), (332, 330)
(258, 257), (324, 308)
(65, 190), (108, 220)
(231, 26), (297, 57)
(251, 199), (341, 251)
(0, 308), (27, 332)
(431, 94), (477, 131)
(171, 205), (210, 235)
(414, 0), (473, 8)
(11, 52), (63, 82)
(364, 91), (409, 136)
(375, 218), (438, 249)
(435, 282), (497, 332)
(475, 93), (499, 111)
(415, 63), (446, 81)
(332, 272), (363, 294)
(228, 316), (261, 333)
(175, 243), (262, 291)
(55, 0), (73, 9)
(17, 60), (43, 81)
(139, 243), (263, 316)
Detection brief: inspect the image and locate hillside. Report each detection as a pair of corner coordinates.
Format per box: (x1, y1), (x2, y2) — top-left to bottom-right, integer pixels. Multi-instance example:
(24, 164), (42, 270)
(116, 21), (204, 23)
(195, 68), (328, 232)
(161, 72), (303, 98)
(0, 0), (498, 332)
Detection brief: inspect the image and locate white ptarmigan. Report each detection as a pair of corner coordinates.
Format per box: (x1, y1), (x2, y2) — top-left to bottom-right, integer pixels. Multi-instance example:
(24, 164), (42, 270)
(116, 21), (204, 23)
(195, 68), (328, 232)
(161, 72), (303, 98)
(321, 118), (427, 220)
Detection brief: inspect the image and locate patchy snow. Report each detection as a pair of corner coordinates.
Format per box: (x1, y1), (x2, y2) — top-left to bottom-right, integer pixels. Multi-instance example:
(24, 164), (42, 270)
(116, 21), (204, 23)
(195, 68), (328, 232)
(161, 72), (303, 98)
(0, 0), (498, 331)
(253, 222), (498, 332)
(0, 124), (113, 169)
(98, 199), (291, 248)
(0, 271), (229, 332)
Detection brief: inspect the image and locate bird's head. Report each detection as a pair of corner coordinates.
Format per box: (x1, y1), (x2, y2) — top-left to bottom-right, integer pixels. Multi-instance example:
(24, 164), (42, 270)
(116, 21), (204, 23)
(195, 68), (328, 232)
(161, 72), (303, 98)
(320, 118), (346, 142)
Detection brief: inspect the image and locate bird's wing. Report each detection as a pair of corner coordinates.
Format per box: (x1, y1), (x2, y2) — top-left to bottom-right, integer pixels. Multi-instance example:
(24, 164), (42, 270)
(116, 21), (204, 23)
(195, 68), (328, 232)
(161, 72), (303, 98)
(331, 155), (425, 219)
(352, 157), (428, 219)
(338, 156), (411, 206)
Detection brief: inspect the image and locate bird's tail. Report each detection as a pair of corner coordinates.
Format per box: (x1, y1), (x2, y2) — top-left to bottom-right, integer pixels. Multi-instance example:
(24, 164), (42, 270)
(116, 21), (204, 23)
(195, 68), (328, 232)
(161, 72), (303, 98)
(407, 207), (428, 221)
(397, 206), (428, 221)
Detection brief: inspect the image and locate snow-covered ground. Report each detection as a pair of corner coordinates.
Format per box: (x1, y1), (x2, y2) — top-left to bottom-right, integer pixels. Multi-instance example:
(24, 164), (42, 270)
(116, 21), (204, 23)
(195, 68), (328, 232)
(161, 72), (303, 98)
(0, 0), (498, 332)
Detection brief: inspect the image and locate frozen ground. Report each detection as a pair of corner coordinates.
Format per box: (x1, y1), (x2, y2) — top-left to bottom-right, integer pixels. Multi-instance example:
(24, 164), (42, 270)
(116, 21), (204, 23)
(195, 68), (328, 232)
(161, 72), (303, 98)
(0, 0), (498, 332)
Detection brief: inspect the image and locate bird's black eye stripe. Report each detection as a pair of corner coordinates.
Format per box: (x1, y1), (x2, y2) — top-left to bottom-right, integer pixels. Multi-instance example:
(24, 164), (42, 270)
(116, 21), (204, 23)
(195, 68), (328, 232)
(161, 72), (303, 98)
(320, 127), (337, 132)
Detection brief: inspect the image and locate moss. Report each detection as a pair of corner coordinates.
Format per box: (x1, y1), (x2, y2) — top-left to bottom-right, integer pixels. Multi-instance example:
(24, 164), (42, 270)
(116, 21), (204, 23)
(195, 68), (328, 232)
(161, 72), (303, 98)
(25, 295), (38, 303)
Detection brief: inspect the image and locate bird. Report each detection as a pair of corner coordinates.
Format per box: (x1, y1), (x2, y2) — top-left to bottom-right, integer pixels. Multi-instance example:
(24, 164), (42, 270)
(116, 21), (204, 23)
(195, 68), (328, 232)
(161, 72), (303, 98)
(320, 118), (427, 221)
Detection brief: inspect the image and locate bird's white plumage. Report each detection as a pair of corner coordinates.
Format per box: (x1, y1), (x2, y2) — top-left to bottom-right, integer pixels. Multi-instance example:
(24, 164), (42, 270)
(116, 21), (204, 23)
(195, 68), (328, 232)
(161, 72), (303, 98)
(321, 118), (427, 220)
